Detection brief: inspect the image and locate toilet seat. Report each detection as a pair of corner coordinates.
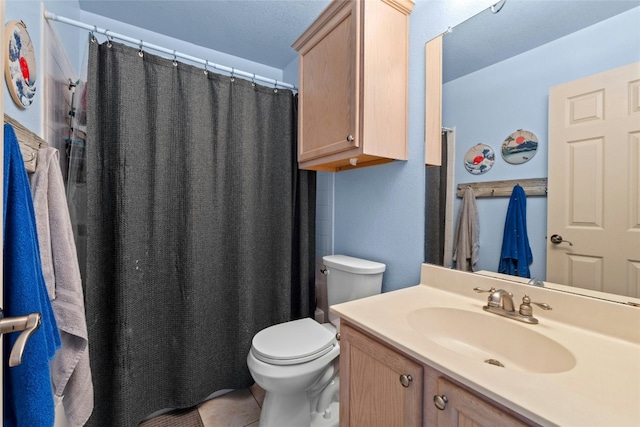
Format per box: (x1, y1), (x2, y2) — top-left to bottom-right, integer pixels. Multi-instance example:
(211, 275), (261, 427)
(251, 318), (337, 366)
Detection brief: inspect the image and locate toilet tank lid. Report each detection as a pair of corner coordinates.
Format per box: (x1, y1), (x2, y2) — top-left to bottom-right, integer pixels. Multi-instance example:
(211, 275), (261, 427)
(322, 255), (386, 274)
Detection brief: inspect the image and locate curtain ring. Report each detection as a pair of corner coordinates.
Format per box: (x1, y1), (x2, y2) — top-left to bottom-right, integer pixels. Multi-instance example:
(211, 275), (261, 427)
(106, 31), (113, 48)
(273, 80), (278, 93)
(138, 40), (144, 57)
(89, 25), (97, 43)
(251, 73), (256, 87)
(203, 60), (209, 75)
(230, 68), (235, 82)
(172, 50), (178, 67)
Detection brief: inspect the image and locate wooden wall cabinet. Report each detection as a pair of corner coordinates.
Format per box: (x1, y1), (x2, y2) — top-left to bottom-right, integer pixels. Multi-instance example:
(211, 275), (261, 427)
(340, 321), (537, 427)
(292, 0), (414, 172)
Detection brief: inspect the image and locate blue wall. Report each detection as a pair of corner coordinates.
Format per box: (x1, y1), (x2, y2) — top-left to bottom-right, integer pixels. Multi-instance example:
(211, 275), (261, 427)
(446, 7), (640, 280)
(332, 1), (495, 292)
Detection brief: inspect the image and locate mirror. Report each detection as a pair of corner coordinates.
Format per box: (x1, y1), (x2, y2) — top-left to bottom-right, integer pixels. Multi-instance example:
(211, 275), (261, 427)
(433, 1), (640, 301)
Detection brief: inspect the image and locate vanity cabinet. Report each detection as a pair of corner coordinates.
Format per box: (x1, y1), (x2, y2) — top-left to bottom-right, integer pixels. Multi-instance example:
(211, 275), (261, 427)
(339, 322), (423, 426)
(292, 0), (414, 172)
(340, 321), (537, 427)
(426, 370), (534, 427)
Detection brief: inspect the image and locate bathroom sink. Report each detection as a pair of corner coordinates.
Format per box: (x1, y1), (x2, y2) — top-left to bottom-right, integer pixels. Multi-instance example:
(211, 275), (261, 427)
(407, 307), (576, 373)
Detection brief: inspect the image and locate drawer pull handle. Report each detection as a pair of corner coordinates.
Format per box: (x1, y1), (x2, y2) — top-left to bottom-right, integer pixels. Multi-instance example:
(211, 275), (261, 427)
(399, 374), (412, 387)
(433, 394), (448, 410)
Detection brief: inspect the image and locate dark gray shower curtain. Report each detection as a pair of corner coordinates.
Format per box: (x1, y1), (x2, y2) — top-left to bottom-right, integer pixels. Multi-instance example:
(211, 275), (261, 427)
(85, 41), (315, 426)
(424, 131), (448, 265)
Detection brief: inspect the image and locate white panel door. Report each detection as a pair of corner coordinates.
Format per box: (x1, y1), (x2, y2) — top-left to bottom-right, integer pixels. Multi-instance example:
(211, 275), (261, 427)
(547, 62), (640, 297)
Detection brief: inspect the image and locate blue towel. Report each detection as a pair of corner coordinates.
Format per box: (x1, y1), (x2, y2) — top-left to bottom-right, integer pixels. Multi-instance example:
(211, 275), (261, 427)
(498, 184), (533, 278)
(3, 124), (61, 427)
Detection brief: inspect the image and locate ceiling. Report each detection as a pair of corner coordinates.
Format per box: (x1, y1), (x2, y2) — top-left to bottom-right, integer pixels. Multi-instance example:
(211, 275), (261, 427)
(77, 0), (331, 70)
(76, 0), (639, 74)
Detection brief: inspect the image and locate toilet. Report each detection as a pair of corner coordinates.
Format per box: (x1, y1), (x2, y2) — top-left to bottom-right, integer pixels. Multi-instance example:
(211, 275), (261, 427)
(247, 255), (385, 427)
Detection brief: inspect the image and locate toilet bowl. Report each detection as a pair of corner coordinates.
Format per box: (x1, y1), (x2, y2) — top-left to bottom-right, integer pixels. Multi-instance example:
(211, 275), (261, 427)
(247, 318), (340, 427)
(247, 255), (385, 427)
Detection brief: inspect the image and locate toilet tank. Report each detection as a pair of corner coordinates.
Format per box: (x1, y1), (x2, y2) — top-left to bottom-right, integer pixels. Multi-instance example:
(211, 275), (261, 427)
(322, 255), (385, 325)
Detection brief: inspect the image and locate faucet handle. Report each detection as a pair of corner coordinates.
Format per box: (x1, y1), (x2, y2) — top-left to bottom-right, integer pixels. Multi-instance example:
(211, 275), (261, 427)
(519, 295), (552, 317)
(473, 287), (496, 294)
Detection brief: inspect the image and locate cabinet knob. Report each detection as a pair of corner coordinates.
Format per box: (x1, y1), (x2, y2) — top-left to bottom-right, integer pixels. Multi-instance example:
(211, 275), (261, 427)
(399, 374), (412, 388)
(433, 394), (448, 410)
(335, 332), (340, 341)
(346, 134), (354, 142)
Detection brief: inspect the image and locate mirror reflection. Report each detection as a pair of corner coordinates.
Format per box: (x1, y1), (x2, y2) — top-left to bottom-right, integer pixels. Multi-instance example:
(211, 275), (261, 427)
(432, 1), (640, 299)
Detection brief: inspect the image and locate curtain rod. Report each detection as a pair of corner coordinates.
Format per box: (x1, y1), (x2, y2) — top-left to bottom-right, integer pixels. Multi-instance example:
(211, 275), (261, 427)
(43, 11), (297, 91)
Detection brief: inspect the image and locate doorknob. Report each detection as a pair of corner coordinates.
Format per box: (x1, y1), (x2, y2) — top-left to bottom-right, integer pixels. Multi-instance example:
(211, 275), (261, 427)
(0, 310), (42, 367)
(550, 234), (573, 246)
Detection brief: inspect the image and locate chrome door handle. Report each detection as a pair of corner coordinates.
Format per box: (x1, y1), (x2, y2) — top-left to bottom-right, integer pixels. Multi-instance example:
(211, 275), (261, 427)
(0, 310), (42, 367)
(550, 234), (573, 246)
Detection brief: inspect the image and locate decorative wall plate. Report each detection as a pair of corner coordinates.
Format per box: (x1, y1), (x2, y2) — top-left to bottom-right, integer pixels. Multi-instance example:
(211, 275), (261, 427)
(501, 129), (538, 164)
(5, 20), (37, 108)
(464, 143), (495, 175)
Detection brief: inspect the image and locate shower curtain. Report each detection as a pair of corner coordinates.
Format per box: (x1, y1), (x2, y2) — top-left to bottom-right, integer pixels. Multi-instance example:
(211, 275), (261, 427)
(84, 40), (315, 426)
(424, 131), (448, 265)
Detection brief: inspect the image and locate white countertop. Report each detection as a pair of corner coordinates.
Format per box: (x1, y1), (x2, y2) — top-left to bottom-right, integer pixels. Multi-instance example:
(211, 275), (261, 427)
(330, 264), (640, 427)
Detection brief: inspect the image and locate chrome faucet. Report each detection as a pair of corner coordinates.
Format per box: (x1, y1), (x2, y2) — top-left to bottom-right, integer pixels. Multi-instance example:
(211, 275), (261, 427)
(473, 287), (551, 324)
(486, 289), (515, 312)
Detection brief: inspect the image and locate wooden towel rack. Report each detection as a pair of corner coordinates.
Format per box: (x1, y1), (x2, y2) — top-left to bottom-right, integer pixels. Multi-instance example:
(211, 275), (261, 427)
(456, 178), (547, 198)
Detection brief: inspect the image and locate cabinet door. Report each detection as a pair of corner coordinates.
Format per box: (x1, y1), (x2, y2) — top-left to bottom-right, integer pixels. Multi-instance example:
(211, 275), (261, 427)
(297, 0), (359, 162)
(435, 377), (531, 427)
(340, 323), (422, 427)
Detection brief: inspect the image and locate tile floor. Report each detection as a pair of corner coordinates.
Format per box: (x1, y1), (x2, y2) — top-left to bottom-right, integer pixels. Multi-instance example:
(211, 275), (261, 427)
(197, 384), (265, 427)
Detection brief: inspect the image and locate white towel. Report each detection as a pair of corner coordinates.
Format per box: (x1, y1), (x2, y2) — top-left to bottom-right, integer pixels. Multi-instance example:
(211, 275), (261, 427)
(29, 147), (94, 426)
(452, 186), (479, 271)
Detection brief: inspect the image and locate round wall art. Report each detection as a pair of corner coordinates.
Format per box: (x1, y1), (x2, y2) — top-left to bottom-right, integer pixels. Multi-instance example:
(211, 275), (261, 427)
(5, 20), (37, 108)
(464, 143), (495, 175)
(501, 129), (539, 164)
